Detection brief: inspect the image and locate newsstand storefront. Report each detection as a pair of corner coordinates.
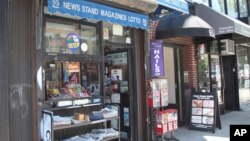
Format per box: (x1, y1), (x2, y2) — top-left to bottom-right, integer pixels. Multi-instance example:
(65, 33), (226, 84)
(147, 1), (215, 140)
(193, 3), (250, 113)
(37, 0), (155, 141)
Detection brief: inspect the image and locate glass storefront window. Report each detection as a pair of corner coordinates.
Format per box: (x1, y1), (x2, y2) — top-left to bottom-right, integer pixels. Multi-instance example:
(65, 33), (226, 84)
(211, 0), (225, 13)
(197, 42), (222, 103)
(239, 0), (248, 17)
(227, 0), (238, 18)
(103, 22), (133, 44)
(192, 0), (209, 6)
(198, 54), (210, 92)
(45, 61), (100, 100)
(237, 46), (250, 107)
(45, 19), (100, 55)
(210, 55), (222, 103)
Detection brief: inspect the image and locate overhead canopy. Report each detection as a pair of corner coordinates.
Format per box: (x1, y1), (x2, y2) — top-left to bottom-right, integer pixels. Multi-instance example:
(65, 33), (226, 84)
(155, 14), (215, 40)
(194, 3), (250, 37)
(47, 0), (149, 30)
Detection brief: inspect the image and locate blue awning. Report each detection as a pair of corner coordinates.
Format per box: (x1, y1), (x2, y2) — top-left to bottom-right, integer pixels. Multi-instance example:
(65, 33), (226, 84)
(47, 0), (149, 30)
(156, 0), (189, 14)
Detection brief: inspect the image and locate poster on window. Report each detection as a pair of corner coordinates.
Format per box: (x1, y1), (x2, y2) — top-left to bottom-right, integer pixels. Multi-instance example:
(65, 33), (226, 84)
(111, 69), (122, 81)
(189, 92), (217, 132)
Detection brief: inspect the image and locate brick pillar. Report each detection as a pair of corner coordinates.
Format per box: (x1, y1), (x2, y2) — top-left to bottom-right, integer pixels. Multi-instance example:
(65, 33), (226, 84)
(186, 44), (198, 90)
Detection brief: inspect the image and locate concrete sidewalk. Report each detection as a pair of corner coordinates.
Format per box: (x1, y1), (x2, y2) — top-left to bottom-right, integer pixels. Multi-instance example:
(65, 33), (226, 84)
(171, 109), (250, 141)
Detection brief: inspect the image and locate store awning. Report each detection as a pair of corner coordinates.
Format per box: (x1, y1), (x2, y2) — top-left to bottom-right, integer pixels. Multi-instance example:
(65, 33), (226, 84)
(194, 3), (250, 37)
(47, 0), (149, 30)
(155, 0), (189, 14)
(155, 14), (215, 39)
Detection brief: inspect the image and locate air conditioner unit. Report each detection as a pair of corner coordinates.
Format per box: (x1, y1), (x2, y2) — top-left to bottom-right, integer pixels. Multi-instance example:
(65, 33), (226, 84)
(220, 39), (235, 56)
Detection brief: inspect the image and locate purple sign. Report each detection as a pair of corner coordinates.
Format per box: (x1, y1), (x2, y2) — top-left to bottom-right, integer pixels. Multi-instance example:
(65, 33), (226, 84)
(151, 40), (164, 77)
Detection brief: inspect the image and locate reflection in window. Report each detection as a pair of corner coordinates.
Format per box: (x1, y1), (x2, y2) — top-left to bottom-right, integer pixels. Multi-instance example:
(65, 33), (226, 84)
(237, 47), (250, 89)
(237, 46), (250, 105)
(210, 55), (222, 103)
(211, 0), (225, 13)
(192, 0), (209, 6)
(45, 19), (100, 55)
(198, 54), (210, 92)
(227, 0), (238, 18)
(239, 0), (248, 17)
(103, 22), (133, 44)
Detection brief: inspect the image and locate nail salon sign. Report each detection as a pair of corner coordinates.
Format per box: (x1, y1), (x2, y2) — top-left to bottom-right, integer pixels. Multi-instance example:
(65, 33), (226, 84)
(151, 40), (164, 77)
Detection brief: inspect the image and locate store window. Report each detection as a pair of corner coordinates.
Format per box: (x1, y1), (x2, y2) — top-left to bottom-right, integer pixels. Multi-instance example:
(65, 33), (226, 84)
(103, 22), (133, 45)
(44, 18), (101, 100)
(227, 0), (238, 18)
(239, 0), (248, 17)
(45, 19), (100, 55)
(210, 55), (222, 103)
(211, 0), (225, 13)
(45, 61), (100, 100)
(237, 46), (250, 107)
(198, 54), (210, 92)
(197, 42), (222, 103)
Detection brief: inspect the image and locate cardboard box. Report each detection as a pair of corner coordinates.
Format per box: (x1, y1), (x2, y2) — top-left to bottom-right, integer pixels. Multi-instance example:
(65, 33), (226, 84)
(74, 113), (86, 121)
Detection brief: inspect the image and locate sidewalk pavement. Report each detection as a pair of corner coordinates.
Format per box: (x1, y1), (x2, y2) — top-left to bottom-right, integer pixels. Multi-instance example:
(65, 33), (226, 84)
(172, 108), (250, 141)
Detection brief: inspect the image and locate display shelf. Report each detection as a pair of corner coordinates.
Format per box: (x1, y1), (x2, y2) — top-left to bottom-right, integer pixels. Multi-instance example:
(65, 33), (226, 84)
(54, 116), (119, 130)
(102, 135), (120, 141)
(42, 96), (93, 103)
(45, 103), (102, 111)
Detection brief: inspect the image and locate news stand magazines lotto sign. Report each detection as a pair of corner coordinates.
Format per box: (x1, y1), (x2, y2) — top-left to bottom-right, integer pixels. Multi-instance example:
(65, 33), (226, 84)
(189, 92), (216, 132)
(48, 0), (149, 30)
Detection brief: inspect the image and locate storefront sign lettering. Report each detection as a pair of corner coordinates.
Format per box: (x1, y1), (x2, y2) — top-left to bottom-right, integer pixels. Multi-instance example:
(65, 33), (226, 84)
(48, 0), (149, 30)
(151, 40), (164, 77)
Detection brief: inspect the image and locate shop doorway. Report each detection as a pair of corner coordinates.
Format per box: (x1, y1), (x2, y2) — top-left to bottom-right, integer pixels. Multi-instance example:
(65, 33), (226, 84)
(163, 47), (185, 125)
(104, 48), (135, 141)
(222, 55), (239, 111)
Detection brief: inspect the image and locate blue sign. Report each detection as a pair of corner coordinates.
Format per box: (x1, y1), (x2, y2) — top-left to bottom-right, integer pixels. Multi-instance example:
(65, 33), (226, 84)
(48, 0), (149, 30)
(151, 40), (164, 77)
(156, 0), (189, 14)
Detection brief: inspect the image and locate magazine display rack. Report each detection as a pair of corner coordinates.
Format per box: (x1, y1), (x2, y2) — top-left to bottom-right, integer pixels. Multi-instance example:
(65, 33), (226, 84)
(147, 78), (179, 141)
(42, 100), (120, 141)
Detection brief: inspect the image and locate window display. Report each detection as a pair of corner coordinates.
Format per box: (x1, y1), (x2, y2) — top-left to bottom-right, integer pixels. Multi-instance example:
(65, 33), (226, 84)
(45, 61), (100, 100)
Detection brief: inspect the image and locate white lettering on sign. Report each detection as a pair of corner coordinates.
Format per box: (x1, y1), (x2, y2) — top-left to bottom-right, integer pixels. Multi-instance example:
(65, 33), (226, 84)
(100, 10), (127, 21)
(82, 6), (99, 15)
(63, 2), (81, 11)
(234, 129), (247, 136)
(128, 16), (141, 24)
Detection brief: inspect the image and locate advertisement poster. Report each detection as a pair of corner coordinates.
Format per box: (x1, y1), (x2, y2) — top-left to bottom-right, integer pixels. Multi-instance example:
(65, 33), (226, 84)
(66, 33), (80, 54)
(150, 40), (164, 77)
(189, 92), (216, 132)
(123, 107), (130, 127)
(41, 111), (52, 141)
(111, 69), (123, 81)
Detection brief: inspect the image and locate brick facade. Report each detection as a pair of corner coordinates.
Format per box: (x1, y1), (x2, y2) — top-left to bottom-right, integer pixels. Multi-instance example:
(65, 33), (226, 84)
(150, 21), (198, 90)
